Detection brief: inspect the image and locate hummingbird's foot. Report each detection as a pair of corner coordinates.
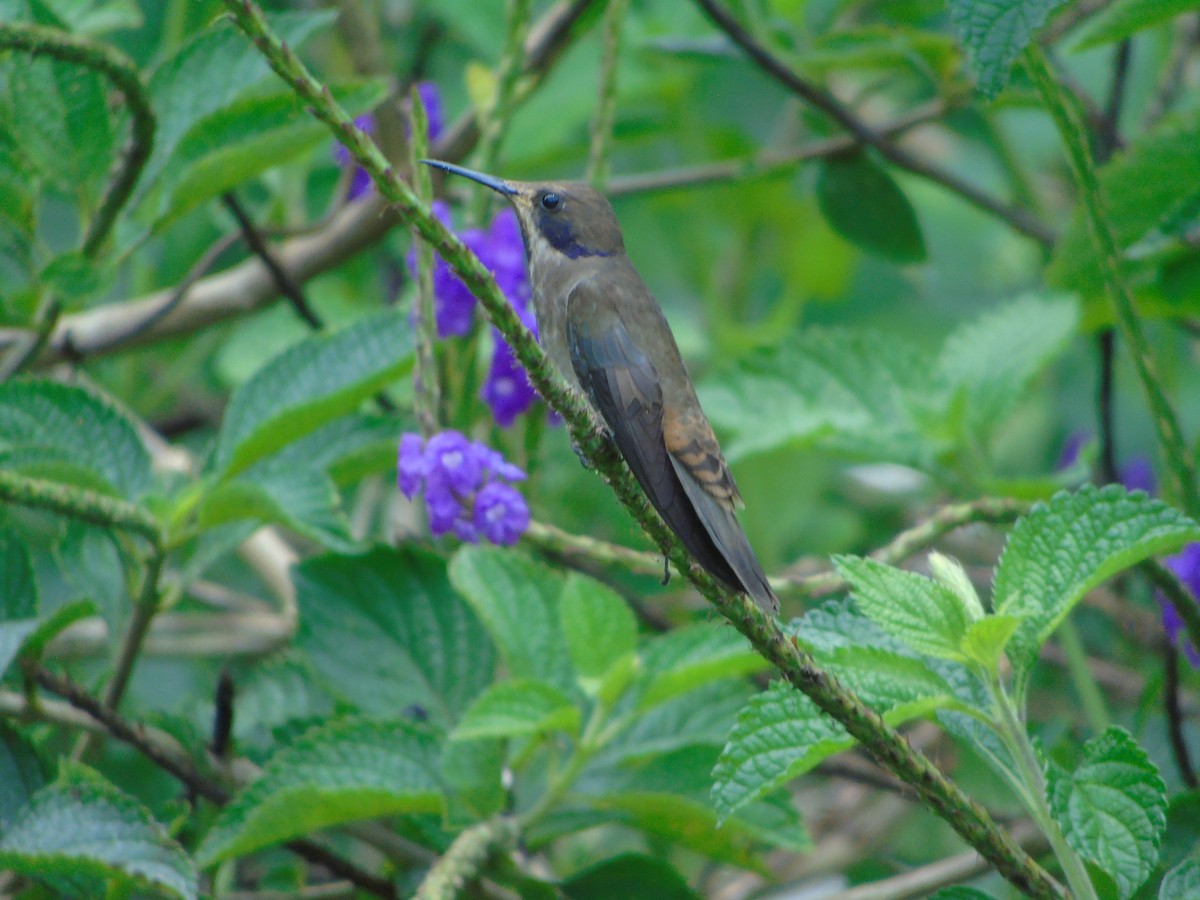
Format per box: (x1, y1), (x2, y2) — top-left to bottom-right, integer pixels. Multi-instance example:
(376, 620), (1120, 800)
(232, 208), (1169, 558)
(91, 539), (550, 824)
(572, 424), (615, 469)
(571, 440), (593, 469)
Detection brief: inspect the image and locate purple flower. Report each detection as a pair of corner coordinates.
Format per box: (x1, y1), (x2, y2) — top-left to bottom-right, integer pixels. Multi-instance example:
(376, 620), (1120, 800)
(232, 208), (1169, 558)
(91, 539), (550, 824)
(1120, 457), (1156, 495)
(473, 482), (530, 545)
(1163, 544), (1200, 668)
(406, 201), (482, 338)
(396, 430), (530, 546)
(1057, 431), (1090, 471)
(483, 335), (538, 428)
(333, 114), (377, 202)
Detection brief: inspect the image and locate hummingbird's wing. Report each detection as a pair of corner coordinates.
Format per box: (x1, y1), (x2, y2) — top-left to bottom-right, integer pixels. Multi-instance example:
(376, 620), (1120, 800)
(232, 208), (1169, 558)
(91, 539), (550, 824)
(565, 277), (778, 614)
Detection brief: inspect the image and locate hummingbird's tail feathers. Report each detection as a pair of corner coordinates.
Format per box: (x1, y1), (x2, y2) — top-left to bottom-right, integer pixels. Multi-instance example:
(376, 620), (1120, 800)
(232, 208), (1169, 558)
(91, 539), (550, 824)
(669, 456), (779, 615)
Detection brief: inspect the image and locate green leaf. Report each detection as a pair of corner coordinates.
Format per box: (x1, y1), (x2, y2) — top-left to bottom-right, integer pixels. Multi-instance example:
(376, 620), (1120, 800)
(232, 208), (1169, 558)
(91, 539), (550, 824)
(39, 0), (143, 35)
(211, 311), (413, 477)
(0, 530), (38, 679)
(929, 889), (995, 899)
(142, 10), (334, 191)
(1075, 0), (1200, 48)
(143, 80), (386, 233)
(1161, 856), (1200, 899)
(195, 718), (443, 866)
(960, 615), (1022, 675)
(0, 724), (46, 831)
(8, 57), (113, 200)
(700, 328), (939, 464)
(560, 573), (638, 682)
(834, 556), (970, 661)
(0, 762), (197, 899)
(1050, 111), (1200, 299)
(949, 0), (1069, 98)
(638, 623), (765, 709)
(452, 679), (580, 740)
(712, 648), (962, 818)
(449, 546), (575, 691)
(563, 853), (701, 900)
(816, 153), (926, 263)
(610, 681), (754, 764)
(936, 293), (1079, 443)
(296, 547), (495, 728)
(0, 379), (151, 498)
(1047, 727), (1167, 899)
(993, 485), (1200, 695)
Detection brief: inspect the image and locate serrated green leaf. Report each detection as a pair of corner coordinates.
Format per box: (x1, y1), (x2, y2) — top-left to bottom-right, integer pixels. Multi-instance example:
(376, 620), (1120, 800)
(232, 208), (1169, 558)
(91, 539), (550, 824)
(609, 681), (754, 764)
(0, 724), (45, 831)
(1161, 855), (1200, 899)
(816, 153), (926, 263)
(936, 293), (1079, 443)
(1050, 111), (1200, 300)
(0, 379), (151, 498)
(441, 738), (506, 819)
(32, 0), (142, 34)
(449, 546), (575, 691)
(960, 615), (1022, 675)
(834, 556), (970, 661)
(638, 623), (764, 709)
(452, 679), (580, 740)
(1047, 727), (1167, 899)
(712, 648), (962, 818)
(560, 573), (638, 682)
(949, 0), (1069, 98)
(1076, 0), (1200, 48)
(141, 11), (334, 192)
(296, 547), (494, 728)
(0, 762), (197, 899)
(994, 485), (1200, 695)
(143, 80), (386, 234)
(196, 718), (443, 866)
(699, 328), (940, 464)
(56, 522), (127, 635)
(563, 853), (702, 900)
(211, 311), (413, 477)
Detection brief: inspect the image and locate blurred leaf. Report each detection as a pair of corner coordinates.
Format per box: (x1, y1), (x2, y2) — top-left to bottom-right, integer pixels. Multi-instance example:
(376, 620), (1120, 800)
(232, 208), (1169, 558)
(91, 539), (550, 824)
(0, 762), (197, 899)
(930, 889), (995, 899)
(0, 379), (151, 498)
(1161, 856), (1200, 899)
(994, 485), (1200, 697)
(452, 679), (580, 740)
(712, 647), (965, 818)
(637, 623), (765, 709)
(30, 0), (142, 34)
(560, 573), (638, 683)
(211, 311), (413, 478)
(1047, 727), (1166, 899)
(936, 293), (1079, 441)
(608, 681), (754, 764)
(0, 530), (39, 679)
(195, 718), (443, 866)
(142, 10), (334, 190)
(56, 522), (125, 635)
(37, 251), (113, 308)
(296, 547), (494, 728)
(142, 80), (387, 233)
(449, 547), (575, 692)
(949, 0), (1068, 98)
(562, 853), (701, 900)
(441, 738), (506, 818)
(1050, 111), (1200, 299)
(816, 153), (926, 263)
(1075, 0), (1200, 48)
(7, 57), (113, 202)
(0, 724), (45, 832)
(834, 556), (970, 661)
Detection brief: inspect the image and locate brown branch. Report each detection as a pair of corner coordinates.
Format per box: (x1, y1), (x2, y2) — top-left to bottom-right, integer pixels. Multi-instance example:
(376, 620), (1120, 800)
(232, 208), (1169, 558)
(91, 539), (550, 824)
(690, 0), (1055, 246)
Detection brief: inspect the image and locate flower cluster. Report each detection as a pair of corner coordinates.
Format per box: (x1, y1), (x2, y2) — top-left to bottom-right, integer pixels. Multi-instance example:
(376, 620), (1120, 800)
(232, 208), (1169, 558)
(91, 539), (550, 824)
(398, 430), (530, 546)
(405, 199), (540, 427)
(333, 83), (445, 202)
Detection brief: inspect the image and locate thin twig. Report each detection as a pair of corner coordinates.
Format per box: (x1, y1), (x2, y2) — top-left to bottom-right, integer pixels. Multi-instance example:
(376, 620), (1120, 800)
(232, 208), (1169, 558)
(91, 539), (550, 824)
(690, 0), (1056, 246)
(413, 819), (519, 900)
(1142, 561), (1200, 675)
(223, 192), (324, 328)
(408, 86), (441, 436)
(585, 0), (629, 188)
(1164, 644), (1199, 789)
(1144, 15), (1200, 127)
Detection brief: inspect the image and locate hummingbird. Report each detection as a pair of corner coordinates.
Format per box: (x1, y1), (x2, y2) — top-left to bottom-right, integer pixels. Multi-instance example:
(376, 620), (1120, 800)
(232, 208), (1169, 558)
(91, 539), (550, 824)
(422, 159), (778, 615)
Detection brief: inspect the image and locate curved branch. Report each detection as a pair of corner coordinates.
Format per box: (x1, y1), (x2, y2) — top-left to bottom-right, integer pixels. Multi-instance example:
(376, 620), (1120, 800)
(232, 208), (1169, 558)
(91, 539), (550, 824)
(0, 22), (156, 257)
(689, 0), (1055, 246)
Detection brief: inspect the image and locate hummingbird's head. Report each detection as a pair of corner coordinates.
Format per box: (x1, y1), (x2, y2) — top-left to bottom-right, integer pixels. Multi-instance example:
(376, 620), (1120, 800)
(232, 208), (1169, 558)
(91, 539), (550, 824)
(421, 160), (625, 261)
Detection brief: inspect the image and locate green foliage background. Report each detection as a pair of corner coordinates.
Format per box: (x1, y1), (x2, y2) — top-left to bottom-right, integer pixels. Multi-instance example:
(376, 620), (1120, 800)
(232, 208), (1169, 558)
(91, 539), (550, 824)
(0, 0), (1199, 897)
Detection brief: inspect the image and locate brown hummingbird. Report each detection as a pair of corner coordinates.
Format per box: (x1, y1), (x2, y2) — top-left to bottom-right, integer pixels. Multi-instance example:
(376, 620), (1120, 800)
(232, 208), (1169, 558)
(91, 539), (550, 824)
(422, 159), (778, 615)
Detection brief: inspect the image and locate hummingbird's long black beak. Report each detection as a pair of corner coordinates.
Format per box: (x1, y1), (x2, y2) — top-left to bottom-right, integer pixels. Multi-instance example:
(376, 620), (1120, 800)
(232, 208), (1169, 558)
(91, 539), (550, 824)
(420, 159), (517, 196)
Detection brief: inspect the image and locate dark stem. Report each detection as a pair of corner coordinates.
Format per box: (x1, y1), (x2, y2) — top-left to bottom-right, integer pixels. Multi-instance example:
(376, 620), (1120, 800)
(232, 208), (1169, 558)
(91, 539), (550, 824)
(1164, 643), (1198, 789)
(689, 0), (1055, 246)
(1096, 329), (1118, 486)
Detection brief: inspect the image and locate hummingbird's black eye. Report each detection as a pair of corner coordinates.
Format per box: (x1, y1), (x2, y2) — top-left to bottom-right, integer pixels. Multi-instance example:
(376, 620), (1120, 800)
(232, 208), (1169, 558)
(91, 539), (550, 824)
(540, 192), (561, 211)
